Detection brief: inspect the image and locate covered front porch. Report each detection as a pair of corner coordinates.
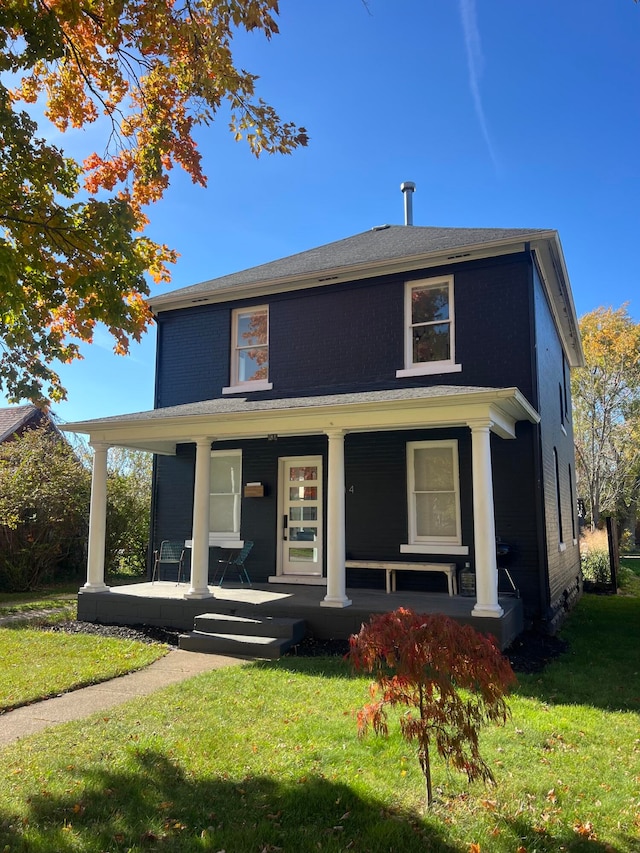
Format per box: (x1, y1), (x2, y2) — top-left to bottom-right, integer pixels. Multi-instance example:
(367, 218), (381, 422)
(62, 385), (539, 646)
(77, 580), (524, 650)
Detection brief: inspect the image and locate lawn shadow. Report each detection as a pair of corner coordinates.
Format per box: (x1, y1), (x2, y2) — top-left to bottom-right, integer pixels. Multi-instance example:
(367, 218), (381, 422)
(512, 596), (640, 714)
(0, 748), (461, 852)
(2, 747), (633, 852)
(513, 669), (640, 714)
(502, 813), (634, 853)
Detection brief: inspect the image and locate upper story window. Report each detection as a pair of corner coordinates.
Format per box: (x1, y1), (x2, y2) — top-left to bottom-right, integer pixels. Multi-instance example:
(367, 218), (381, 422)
(223, 305), (273, 394)
(396, 276), (462, 378)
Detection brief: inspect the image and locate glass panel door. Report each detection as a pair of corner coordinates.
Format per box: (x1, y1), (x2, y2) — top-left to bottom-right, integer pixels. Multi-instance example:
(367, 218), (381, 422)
(279, 457), (322, 576)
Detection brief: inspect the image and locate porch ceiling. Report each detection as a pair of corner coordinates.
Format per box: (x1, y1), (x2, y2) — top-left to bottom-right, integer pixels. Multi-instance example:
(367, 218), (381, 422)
(61, 385), (540, 454)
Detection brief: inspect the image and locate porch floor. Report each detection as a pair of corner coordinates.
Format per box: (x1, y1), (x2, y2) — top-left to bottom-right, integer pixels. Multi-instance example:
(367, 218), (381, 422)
(78, 581), (523, 650)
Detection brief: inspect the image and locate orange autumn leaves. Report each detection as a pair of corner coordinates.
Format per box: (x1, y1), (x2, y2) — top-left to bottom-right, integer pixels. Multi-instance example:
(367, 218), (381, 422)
(1, 1), (307, 403)
(12, 0), (308, 211)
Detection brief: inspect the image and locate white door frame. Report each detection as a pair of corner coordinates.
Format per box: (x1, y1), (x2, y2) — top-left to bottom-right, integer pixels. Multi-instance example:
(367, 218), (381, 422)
(270, 455), (325, 585)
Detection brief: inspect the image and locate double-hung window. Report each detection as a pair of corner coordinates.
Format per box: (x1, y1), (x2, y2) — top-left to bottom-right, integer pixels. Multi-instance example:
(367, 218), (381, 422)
(396, 276), (462, 377)
(223, 305), (273, 394)
(401, 440), (466, 554)
(209, 450), (242, 541)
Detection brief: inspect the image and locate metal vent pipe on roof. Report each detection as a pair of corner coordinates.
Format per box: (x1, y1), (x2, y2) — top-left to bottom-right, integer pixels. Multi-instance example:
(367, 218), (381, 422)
(400, 181), (416, 226)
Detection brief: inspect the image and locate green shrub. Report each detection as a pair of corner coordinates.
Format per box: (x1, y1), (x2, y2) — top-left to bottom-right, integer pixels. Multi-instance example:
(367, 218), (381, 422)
(0, 425), (90, 591)
(581, 548), (611, 584)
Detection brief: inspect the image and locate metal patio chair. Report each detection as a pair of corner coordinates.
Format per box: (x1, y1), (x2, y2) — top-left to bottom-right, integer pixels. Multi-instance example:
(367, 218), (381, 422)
(213, 540), (254, 587)
(152, 540), (186, 584)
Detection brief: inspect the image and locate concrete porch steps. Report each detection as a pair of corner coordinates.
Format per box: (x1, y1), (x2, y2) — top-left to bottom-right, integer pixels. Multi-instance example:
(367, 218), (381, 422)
(178, 612), (307, 659)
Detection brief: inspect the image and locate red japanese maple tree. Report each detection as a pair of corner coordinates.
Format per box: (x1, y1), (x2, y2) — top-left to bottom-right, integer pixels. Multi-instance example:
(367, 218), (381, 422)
(349, 608), (516, 807)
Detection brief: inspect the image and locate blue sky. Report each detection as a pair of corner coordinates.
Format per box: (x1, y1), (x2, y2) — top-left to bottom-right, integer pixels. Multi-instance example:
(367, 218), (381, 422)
(3, 0), (639, 423)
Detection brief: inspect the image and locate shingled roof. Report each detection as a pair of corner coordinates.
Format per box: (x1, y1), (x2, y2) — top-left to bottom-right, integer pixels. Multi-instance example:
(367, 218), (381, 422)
(0, 405), (44, 443)
(150, 224), (554, 310)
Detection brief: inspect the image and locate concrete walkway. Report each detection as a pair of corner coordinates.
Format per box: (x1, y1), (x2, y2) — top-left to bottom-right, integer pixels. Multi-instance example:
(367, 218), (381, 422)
(0, 649), (247, 747)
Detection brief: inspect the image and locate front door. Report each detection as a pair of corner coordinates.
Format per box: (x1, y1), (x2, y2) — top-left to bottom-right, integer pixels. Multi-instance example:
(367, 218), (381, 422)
(278, 456), (323, 577)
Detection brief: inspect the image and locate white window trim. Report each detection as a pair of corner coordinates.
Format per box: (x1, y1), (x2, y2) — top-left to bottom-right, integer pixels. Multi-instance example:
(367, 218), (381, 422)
(222, 379), (273, 395)
(404, 439), (463, 550)
(222, 305), (272, 395)
(209, 449), (242, 541)
(401, 543), (469, 556)
(396, 276), (462, 377)
(396, 364), (462, 379)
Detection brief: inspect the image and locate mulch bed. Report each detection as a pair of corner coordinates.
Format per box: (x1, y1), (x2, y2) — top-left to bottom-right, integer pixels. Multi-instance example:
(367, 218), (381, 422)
(48, 621), (568, 673)
(48, 620), (182, 647)
(287, 631), (568, 673)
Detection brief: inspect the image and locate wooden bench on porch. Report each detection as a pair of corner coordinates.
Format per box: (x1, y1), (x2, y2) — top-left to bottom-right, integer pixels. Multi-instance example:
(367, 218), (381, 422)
(345, 560), (458, 596)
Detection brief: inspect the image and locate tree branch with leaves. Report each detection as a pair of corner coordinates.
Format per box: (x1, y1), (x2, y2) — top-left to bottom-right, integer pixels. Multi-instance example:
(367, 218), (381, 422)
(0, 0), (307, 403)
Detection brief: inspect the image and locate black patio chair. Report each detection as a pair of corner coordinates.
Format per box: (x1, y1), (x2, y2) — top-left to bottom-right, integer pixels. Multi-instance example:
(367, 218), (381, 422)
(213, 541), (254, 587)
(152, 540), (186, 584)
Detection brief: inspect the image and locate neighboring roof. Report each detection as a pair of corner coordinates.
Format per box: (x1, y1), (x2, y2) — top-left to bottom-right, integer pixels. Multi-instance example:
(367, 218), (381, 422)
(149, 223), (584, 367)
(61, 385), (540, 455)
(0, 405), (43, 443)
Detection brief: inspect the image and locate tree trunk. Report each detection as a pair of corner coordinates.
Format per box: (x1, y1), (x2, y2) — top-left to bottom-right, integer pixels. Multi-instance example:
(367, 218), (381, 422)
(419, 744), (433, 808)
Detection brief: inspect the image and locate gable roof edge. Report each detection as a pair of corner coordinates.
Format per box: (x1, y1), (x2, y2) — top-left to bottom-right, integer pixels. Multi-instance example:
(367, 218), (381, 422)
(0, 405), (41, 443)
(530, 233), (585, 369)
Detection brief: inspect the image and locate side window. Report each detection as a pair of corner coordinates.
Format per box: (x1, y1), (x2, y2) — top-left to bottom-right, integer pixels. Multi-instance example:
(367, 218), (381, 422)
(406, 440), (462, 546)
(223, 305), (273, 393)
(568, 463), (577, 542)
(559, 384), (565, 427)
(396, 276), (462, 378)
(553, 447), (565, 549)
(210, 451), (242, 539)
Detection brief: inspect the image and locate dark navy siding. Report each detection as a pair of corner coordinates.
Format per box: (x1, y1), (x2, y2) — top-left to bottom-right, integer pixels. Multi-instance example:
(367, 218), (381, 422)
(344, 429), (474, 593)
(453, 258), (534, 401)
(155, 305), (231, 407)
(150, 248), (578, 623)
(532, 263), (581, 629)
(491, 423), (544, 617)
(155, 254), (536, 408)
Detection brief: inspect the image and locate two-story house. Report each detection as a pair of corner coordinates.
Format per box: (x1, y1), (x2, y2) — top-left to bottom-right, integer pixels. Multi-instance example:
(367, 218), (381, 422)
(65, 197), (583, 647)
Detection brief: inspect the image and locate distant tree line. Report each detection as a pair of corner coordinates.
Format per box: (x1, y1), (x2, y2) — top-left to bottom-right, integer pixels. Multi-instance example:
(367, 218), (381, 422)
(571, 305), (640, 548)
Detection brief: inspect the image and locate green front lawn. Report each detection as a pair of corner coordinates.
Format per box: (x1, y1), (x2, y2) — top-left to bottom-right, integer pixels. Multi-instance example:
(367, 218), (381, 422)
(1, 588), (639, 852)
(0, 589), (167, 711)
(0, 588), (78, 610)
(0, 628), (168, 712)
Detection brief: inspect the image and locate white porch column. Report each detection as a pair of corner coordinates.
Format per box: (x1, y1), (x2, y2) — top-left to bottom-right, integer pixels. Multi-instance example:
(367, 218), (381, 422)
(322, 429), (352, 608)
(469, 421), (503, 618)
(185, 437), (214, 599)
(84, 441), (110, 592)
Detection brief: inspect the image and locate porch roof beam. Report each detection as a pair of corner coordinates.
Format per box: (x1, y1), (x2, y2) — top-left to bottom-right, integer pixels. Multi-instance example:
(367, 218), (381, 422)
(61, 387), (539, 454)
